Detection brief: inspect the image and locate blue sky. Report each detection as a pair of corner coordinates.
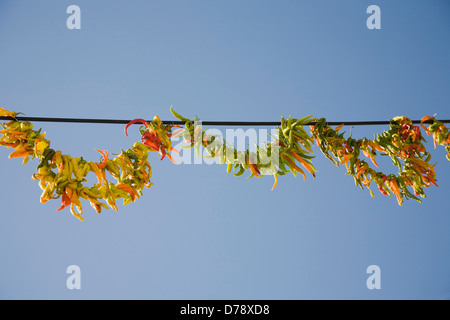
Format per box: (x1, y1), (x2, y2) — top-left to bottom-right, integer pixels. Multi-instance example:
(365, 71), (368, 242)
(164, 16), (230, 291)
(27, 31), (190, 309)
(0, 0), (449, 299)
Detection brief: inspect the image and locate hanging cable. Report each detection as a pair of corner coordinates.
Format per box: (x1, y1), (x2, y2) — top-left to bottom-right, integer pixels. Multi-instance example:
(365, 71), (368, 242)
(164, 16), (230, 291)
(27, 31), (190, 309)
(1, 116), (449, 126)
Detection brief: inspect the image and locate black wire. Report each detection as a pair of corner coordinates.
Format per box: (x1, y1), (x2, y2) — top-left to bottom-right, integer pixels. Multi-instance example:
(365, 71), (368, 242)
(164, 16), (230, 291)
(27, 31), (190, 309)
(0, 116), (449, 126)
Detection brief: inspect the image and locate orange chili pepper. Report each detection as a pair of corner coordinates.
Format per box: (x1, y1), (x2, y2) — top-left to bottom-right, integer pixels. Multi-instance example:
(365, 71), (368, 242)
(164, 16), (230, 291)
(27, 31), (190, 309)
(57, 191), (71, 212)
(356, 166), (367, 179)
(289, 150), (316, 177)
(8, 147), (32, 159)
(388, 178), (403, 206)
(271, 174), (278, 191)
(362, 150), (378, 168)
(281, 154), (306, 180)
(0, 141), (20, 148)
(117, 183), (137, 201)
(5, 130), (28, 139)
(95, 149), (109, 169)
(293, 135), (313, 153)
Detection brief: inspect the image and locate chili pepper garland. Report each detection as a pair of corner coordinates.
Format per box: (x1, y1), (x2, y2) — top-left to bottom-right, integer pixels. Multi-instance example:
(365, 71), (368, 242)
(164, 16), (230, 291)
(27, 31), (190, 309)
(169, 108), (448, 206)
(310, 116), (448, 205)
(1, 107), (449, 220)
(421, 116), (450, 160)
(0, 108), (178, 221)
(169, 107), (317, 191)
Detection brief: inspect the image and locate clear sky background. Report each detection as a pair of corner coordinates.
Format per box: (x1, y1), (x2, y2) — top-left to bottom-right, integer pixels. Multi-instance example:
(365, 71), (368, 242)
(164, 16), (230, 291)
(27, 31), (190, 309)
(0, 0), (449, 300)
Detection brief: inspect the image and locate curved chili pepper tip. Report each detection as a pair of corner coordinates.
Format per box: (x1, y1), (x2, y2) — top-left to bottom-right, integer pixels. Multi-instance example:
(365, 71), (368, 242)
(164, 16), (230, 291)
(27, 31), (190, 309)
(57, 192), (71, 211)
(378, 185), (388, 196)
(124, 119), (151, 137)
(166, 153), (177, 164)
(160, 147), (166, 160)
(271, 174), (278, 191)
(170, 147), (181, 156)
(95, 149), (109, 169)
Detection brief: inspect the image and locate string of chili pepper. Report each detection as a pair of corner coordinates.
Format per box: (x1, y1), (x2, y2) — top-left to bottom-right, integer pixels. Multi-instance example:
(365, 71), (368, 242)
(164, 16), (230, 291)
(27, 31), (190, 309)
(0, 108), (178, 221)
(2, 106), (449, 219)
(168, 107), (317, 190)
(421, 116), (450, 161)
(310, 116), (447, 206)
(168, 108), (448, 205)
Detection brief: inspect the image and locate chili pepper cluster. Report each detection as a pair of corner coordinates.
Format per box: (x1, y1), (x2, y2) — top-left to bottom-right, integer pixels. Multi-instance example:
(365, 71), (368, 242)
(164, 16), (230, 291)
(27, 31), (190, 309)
(124, 115), (182, 163)
(170, 107), (317, 190)
(421, 116), (450, 161)
(1, 106), (449, 220)
(0, 107), (164, 221)
(310, 116), (448, 206)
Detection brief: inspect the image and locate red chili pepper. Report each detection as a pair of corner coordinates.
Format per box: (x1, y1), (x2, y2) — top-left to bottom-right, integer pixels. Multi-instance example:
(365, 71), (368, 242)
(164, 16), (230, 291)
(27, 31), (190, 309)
(159, 147), (177, 163)
(273, 141), (286, 147)
(160, 147), (167, 160)
(376, 175), (388, 195)
(427, 176), (438, 187)
(378, 184), (388, 195)
(143, 140), (160, 151)
(414, 126), (421, 140)
(142, 131), (162, 145)
(344, 141), (353, 152)
(124, 119), (151, 137)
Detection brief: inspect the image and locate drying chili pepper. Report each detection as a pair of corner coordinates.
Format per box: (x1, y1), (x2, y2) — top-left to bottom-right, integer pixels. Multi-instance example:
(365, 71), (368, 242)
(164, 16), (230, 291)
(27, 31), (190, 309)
(421, 116), (450, 160)
(124, 119), (150, 137)
(125, 116), (179, 163)
(310, 116), (443, 206)
(170, 107), (317, 189)
(96, 149), (109, 169)
(0, 108), (156, 220)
